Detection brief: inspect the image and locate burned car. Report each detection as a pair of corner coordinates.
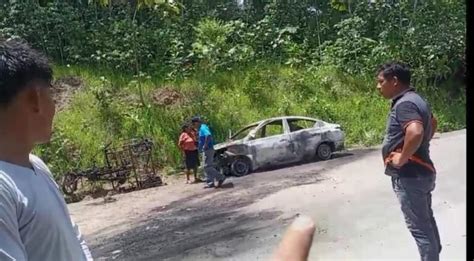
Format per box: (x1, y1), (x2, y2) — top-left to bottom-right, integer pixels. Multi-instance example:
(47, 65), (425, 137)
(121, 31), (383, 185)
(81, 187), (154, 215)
(214, 116), (345, 177)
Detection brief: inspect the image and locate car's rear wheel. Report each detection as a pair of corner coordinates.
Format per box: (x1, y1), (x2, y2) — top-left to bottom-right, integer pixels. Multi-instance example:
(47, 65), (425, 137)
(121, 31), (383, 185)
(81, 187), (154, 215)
(231, 157), (251, 177)
(316, 143), (333, 160)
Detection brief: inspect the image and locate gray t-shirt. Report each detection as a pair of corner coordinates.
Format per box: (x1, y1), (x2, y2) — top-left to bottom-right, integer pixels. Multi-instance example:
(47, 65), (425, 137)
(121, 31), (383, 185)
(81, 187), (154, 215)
(382, 88), (435, 177)
(0, 155), (93, 261)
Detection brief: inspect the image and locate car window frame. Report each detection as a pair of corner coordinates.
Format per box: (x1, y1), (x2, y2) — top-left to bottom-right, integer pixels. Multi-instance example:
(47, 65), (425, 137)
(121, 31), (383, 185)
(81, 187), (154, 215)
(254, 119), (289, 139)
(231, 124), (259, 140)
(287, 118), (319, 132)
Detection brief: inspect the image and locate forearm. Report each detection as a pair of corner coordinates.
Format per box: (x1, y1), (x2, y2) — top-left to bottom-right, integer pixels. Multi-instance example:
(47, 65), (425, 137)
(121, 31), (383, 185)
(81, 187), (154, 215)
(72, 221), (93, 260)
(0, 189), (28, 260)
(400, 124), (424, 161)
(430, 115), (438, 140)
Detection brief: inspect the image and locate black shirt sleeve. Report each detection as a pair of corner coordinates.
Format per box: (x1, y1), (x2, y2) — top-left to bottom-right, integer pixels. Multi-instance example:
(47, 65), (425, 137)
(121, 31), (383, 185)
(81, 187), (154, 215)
(395, 101), (423, 130)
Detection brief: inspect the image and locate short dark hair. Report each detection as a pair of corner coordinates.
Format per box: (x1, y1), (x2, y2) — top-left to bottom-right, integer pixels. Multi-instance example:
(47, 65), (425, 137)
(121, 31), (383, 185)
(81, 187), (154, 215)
(376, 61), (411, 86)
(0, 38), (52, 107)
(191, 116), (201, 123)
(181, 123), (190, 131)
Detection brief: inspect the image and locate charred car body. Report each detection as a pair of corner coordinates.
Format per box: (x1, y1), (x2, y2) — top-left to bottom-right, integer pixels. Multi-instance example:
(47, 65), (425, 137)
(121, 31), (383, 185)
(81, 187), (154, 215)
(214, 116), (345, 176)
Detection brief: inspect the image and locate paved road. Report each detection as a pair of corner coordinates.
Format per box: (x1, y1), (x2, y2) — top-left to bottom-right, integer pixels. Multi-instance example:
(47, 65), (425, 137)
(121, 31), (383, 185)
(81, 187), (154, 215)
(90, 130), (466, 260)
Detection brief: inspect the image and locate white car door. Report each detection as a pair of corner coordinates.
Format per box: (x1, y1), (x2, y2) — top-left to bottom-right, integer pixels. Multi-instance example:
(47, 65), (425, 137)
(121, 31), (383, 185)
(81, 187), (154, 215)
(248, 119), (296, 168)
(287, 118), (324, 160)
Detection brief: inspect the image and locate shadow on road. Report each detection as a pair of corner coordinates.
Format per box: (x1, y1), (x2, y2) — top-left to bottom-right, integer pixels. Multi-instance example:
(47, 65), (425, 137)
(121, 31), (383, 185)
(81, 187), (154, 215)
(90, 147), (378, 260)
(218, 182), (235, 189)
(254, 148), (374, 174)
(92, 198), (282, 260)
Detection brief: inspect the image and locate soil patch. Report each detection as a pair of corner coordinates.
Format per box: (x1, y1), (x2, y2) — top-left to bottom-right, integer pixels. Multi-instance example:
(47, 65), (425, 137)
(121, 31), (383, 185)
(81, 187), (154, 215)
(151, 87), (186, 107)
(52, 76), (84, 111)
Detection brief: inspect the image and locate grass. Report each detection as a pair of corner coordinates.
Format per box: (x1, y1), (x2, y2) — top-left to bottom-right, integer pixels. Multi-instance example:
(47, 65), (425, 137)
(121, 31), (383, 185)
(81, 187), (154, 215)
(35, 63), (466, 180)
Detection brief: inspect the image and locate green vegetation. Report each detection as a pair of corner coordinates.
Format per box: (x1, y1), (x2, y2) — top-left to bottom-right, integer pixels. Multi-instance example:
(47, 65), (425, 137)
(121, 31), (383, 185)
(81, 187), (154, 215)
(0, 0), (465, 179)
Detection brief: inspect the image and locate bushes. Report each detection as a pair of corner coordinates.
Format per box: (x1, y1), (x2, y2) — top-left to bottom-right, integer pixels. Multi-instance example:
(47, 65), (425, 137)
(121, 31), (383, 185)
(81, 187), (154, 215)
(1, 0), (465, 178)
(34, 64), (465, 176)
(0, 1), (465, 85)
(1, 2), (173, 74)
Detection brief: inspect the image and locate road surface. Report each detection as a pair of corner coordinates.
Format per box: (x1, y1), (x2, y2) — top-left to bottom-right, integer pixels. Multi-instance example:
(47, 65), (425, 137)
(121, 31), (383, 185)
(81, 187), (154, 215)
(76, 130), (466, 260)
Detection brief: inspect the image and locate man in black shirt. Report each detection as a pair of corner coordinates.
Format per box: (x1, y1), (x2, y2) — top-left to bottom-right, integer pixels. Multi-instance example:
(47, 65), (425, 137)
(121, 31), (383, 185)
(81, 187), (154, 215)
(376, 61), (440, 261)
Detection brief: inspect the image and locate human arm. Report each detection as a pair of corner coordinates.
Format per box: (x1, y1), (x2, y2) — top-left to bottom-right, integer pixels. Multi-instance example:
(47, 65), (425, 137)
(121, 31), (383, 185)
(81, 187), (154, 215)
(178, 133), (186, 154)
(389, 101), (424, 168)
(200, 125), (212, 150)
(0, 180), (27, 261)
(430, 113), (438, 140)
(71, 219), (93, 261)
(203, 135), (210, 150)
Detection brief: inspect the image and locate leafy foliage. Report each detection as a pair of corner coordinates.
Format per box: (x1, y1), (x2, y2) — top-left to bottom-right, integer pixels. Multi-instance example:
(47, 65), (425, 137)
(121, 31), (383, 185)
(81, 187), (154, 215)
(0, 0), (465, 83)
(0, 0), (466, 178)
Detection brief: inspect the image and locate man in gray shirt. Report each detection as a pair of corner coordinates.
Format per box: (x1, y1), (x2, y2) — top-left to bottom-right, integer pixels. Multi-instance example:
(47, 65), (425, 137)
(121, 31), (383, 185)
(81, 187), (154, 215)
(0, 39), (93, 260)
(376, 62), (440, 261)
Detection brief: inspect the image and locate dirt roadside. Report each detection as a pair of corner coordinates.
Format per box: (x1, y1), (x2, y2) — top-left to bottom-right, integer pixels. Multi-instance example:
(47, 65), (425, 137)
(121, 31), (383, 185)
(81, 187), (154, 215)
(68, 148), (376, 260)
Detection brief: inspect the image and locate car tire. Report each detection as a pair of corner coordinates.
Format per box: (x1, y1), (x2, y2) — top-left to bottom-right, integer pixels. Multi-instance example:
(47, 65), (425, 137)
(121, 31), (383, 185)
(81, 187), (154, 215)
(316, 143), (333, 161)
(231, 157), (251, 177)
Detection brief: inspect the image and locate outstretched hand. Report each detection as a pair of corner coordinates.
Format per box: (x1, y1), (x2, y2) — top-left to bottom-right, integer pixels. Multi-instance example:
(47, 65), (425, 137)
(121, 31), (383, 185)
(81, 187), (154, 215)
(272, 215), (316, 261)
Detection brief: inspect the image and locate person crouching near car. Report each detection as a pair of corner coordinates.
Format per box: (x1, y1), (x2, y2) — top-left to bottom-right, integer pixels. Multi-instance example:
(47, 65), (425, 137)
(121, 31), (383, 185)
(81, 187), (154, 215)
(178, 124), (201, 184)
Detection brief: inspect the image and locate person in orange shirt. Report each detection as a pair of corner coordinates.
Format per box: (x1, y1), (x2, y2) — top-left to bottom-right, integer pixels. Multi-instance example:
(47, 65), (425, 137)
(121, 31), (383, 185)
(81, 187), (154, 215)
(178, 124), (201, 184)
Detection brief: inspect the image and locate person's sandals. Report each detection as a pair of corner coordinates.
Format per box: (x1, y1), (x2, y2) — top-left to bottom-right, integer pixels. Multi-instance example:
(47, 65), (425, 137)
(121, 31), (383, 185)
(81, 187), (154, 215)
(186, 180), (192, 184)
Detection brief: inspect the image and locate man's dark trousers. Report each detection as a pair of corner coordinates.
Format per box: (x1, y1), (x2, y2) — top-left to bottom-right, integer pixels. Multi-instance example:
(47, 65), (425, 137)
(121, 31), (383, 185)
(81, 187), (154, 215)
(392, 175), (442, 261)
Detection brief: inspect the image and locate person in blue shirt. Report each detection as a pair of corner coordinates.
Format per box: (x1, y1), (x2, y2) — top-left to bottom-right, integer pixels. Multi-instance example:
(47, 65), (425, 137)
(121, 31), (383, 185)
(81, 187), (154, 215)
(191, 117), (226, 188)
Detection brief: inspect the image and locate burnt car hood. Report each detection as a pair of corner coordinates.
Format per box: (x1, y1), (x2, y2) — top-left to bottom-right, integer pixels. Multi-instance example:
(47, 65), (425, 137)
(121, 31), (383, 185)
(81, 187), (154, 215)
(214, 139), (245, 151)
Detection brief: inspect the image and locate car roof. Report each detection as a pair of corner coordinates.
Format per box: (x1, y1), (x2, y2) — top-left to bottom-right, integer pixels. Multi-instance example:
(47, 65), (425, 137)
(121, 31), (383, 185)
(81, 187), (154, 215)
(246, 116), (320, 128)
